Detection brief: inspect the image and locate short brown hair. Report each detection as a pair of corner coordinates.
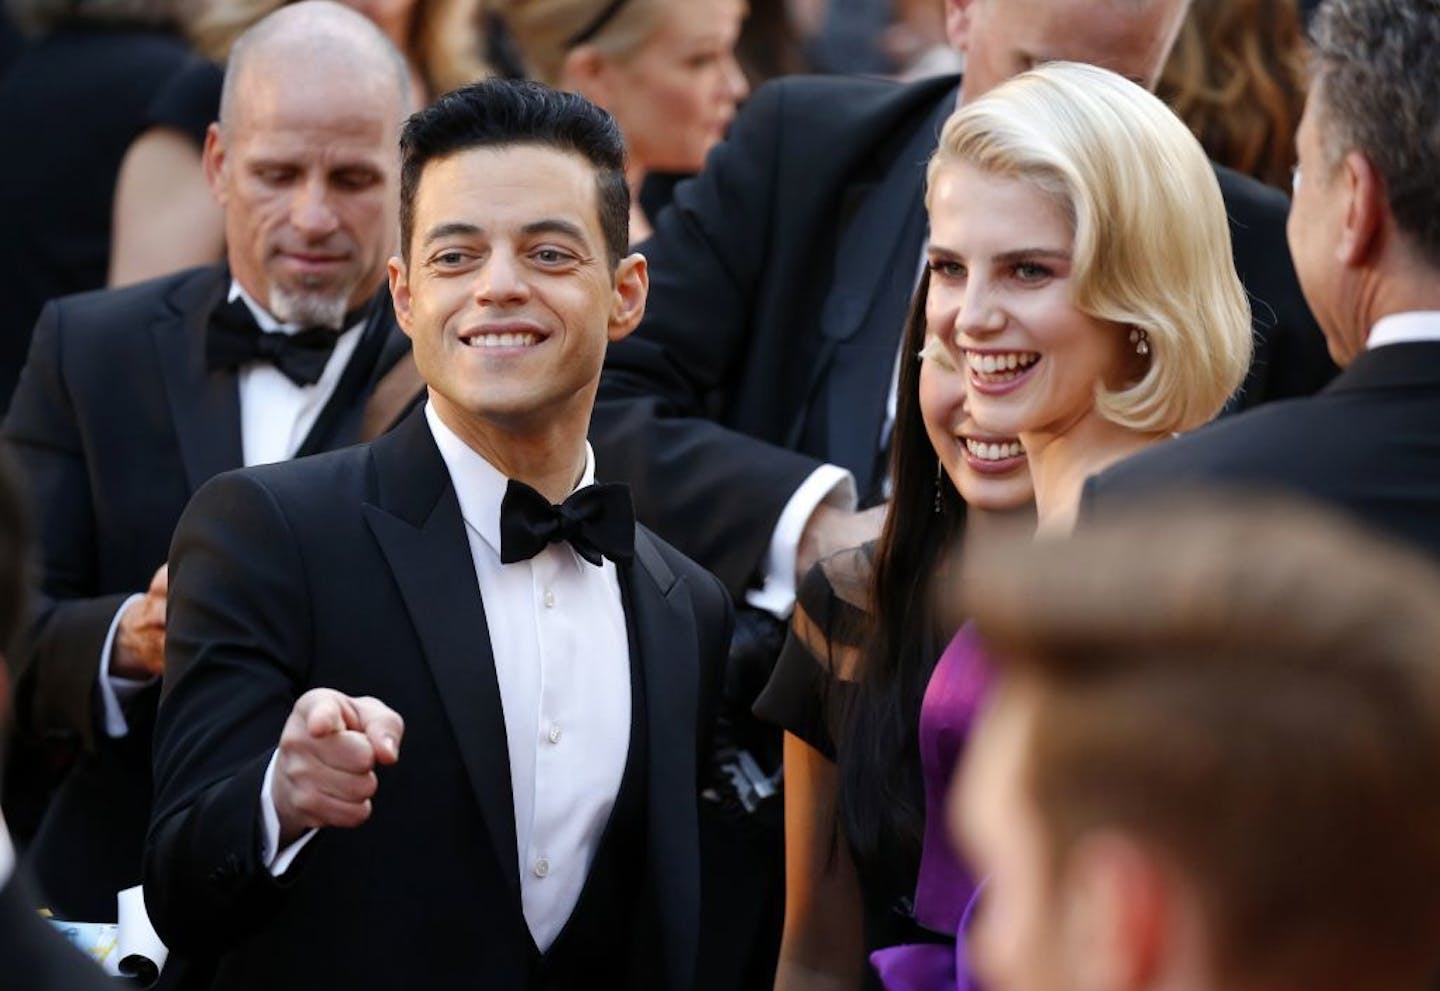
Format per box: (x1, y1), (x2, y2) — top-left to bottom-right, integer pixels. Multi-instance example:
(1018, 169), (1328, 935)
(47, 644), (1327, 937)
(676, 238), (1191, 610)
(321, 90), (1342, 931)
(963, 497), (1440, 988)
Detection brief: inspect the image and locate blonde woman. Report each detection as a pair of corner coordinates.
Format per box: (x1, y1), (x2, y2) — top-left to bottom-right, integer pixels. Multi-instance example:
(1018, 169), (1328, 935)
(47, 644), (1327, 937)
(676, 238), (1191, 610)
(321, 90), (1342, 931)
(486, 0), (750, 241)
(860, 61), (1251, 990)
(107, 0), (483, 286)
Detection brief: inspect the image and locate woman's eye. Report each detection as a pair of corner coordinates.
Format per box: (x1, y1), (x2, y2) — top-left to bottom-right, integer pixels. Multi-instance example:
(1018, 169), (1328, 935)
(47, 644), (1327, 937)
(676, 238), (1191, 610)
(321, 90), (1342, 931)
(928, 259), (965, 279)
(1015, 262), (1051, 281)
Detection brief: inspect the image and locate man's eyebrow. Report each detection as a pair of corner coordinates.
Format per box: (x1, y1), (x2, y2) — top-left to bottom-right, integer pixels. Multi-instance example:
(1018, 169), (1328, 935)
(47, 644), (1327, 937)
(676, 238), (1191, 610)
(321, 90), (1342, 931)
(520, 218), (590, 245)
(422, 221), (482, 246)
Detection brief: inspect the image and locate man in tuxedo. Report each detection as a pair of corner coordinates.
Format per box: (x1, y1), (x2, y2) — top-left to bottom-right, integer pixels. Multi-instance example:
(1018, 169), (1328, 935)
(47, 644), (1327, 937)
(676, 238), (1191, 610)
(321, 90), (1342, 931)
(1, 0), (420, 929)
(0, 456), (112, 989)
(144, 79), (731, 990)
(594, 0), (1335, 609)
(1084, 0), (1440, 559)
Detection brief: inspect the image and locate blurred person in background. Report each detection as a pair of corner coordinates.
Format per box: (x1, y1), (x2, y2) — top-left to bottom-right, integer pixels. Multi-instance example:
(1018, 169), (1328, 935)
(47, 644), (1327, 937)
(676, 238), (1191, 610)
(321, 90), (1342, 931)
(0, 0), (191, 414)
(1088, 0), (1440, 561)
(954, 499), (1440, 991)
(1157, 0), (1308, 192)
(107, 0), (484, 287)
(756, 271), (1033, 991)
(483, 0), (751, 242)
(0, 454), (114, 989)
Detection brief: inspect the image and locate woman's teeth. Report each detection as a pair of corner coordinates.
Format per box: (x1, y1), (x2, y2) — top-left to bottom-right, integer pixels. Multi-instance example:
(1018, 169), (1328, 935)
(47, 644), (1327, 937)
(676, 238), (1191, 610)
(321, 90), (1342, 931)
(965, 351), (1039, 379)
(963, 438), (1025, 461)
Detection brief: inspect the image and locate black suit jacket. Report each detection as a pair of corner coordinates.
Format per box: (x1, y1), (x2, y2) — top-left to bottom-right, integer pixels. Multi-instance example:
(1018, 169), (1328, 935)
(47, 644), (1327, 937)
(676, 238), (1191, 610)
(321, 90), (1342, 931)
(1083, 341), (1440, 559)
(593, 73), (1336, 597)
(0, 867), (115, 991)
(144, 409), (731, 991)
(1, 263), (415, 918)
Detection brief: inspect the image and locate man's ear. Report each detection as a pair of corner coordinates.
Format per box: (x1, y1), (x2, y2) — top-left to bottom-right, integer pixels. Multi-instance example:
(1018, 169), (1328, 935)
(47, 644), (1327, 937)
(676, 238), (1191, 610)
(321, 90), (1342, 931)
(608, 252), (649, 343)
(1337, 150), (1384, 270)
(388, 255), (414, 340)
(560, 45), (612, 106)
(201, 122), (228, 207)
(945, 0), (980, 54)
(1063, 833), (1174, 991)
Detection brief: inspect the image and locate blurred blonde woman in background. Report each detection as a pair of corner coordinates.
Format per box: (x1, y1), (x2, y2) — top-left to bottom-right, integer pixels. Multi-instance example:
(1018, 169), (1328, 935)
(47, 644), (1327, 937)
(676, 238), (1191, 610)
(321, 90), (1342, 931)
(486, 0), (750, 241)
(108, 0), (484, 286)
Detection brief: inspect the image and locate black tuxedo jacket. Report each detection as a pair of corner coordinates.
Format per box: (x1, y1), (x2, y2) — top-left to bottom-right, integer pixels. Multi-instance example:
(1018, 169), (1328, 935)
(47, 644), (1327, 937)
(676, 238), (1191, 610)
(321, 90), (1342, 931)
(0, 868), (115, 991)
(144, 409), (731, 990)
(1083, 341), (1440, 559)
(593, 73), (1336, 597)
(1, 263), (415, 918)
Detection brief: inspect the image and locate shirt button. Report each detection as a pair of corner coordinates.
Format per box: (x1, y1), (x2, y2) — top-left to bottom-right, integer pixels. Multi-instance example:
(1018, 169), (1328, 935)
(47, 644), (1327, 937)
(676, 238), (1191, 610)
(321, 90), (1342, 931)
(533, 858), (550, 878)
(544, 589), (555, 609)
(548, 724), (562, 745)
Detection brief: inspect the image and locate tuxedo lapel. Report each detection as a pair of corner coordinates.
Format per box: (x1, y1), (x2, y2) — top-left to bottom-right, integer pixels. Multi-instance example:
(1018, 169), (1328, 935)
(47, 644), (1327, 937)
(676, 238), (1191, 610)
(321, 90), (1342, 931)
(799, 86), (956, 493)
(361, 410), (522, 908)
(150, 267), (244, 494)
(624, 529), (701, 991)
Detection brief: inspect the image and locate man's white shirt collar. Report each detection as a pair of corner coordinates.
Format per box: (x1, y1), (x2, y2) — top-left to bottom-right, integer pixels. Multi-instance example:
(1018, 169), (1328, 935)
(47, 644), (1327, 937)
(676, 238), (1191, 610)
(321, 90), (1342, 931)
(0, 812), (14, 890)
(1367, 311), (1440, 350)
(423, 402), (598, 557)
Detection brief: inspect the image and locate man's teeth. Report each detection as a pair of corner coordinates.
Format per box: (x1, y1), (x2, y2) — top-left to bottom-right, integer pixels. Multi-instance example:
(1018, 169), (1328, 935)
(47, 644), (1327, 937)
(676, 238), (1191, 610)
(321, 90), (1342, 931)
(963, 438), (1025, 461)
(464, 332), (539, 348)
(965, 351), (1039, 376)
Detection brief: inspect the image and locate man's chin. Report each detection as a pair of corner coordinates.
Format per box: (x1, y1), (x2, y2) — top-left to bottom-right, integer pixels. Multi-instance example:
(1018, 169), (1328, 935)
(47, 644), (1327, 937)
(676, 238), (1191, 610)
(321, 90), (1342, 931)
(269, 284), (354, 330)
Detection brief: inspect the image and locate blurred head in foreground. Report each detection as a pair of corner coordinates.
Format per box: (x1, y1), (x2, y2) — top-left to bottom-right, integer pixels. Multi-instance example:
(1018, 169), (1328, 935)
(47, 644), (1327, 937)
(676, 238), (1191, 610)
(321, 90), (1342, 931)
(951, 498), (1440, 991)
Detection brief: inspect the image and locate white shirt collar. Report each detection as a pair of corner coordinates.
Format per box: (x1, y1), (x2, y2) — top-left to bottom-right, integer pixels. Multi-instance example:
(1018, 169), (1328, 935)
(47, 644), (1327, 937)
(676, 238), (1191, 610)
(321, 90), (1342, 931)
(0, 812), (14, 890)
(1367, 311), (1440, 350)
(228, 281), (366, 338)
(423, 402), (597, 557)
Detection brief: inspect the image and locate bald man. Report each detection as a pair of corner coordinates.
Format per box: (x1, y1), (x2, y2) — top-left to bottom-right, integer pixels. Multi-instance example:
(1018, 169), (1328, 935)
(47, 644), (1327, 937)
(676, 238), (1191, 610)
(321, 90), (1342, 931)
(1, 0), (420, 931)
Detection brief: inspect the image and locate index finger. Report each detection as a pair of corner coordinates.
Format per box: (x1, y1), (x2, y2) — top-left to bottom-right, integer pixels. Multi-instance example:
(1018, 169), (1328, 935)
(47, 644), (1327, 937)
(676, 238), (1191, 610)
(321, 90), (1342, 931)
(351, 696), (404, 764)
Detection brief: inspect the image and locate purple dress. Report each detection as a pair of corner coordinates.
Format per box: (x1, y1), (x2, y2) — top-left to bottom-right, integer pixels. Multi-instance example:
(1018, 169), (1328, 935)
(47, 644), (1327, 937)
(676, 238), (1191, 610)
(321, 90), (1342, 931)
(870, 624), (991, 991)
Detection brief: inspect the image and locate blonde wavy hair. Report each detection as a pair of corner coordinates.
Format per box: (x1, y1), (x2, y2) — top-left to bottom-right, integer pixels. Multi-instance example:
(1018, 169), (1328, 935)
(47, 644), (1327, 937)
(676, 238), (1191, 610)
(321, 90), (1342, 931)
(927, 61), (1252, 435)
(188, 0), (485, 96)
(482, 0), (668, 86)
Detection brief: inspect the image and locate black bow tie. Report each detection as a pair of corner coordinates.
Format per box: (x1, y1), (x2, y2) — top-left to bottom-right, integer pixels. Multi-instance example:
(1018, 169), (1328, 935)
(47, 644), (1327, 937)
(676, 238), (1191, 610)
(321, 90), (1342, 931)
(206, 297), (349, 386)
(499, 479), (635, 567)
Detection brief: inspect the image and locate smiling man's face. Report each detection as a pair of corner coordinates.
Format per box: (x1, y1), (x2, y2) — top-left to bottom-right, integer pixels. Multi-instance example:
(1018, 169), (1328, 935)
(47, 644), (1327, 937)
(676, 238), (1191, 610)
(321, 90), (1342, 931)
(389, 144), (647, 440)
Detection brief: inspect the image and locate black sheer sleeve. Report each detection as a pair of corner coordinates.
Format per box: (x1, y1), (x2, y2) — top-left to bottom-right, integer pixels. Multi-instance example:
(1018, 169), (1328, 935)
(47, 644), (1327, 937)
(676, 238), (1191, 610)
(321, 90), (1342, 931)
(753, 544), (875, 759)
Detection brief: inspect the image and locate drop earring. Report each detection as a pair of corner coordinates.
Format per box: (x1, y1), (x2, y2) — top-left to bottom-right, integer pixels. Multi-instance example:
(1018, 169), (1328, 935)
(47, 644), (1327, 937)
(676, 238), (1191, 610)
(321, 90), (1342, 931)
(934, 457), (944, 514)
(1129, 327), (1151, 357)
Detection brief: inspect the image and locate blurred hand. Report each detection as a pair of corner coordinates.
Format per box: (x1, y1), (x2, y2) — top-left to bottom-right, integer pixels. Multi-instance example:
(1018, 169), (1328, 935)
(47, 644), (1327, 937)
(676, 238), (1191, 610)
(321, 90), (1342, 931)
(796, 504), (888, 585)
(272, 689), (404, 847)
(110, 564), (168, 679)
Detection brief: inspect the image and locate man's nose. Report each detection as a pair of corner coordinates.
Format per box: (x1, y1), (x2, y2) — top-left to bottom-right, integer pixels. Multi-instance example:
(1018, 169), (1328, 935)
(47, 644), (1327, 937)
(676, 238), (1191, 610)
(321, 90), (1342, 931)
(289, 177), (339, 238)
(474, 250), (530, 305)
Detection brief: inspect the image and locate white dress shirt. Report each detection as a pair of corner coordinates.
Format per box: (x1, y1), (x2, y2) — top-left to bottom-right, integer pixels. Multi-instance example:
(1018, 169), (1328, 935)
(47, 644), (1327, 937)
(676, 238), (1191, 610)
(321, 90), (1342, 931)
(261, 403), (632, 952)
(97, 282), (364, 738)
(1367, 311), (1440, 349)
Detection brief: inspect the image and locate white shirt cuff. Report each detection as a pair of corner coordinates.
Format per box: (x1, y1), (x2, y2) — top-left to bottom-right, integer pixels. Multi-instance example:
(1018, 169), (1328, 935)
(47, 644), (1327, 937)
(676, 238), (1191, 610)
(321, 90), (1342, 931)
(260, 749), (318, 876)
(745, 466), (857, 619)
(98, 594), (155, 739)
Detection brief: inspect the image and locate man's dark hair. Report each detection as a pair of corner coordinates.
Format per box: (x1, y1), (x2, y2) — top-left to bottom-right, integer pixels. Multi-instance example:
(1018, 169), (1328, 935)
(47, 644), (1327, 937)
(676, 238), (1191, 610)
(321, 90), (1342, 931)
(399, 79), (630, 269)
(1310, 0), (1440, 266)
